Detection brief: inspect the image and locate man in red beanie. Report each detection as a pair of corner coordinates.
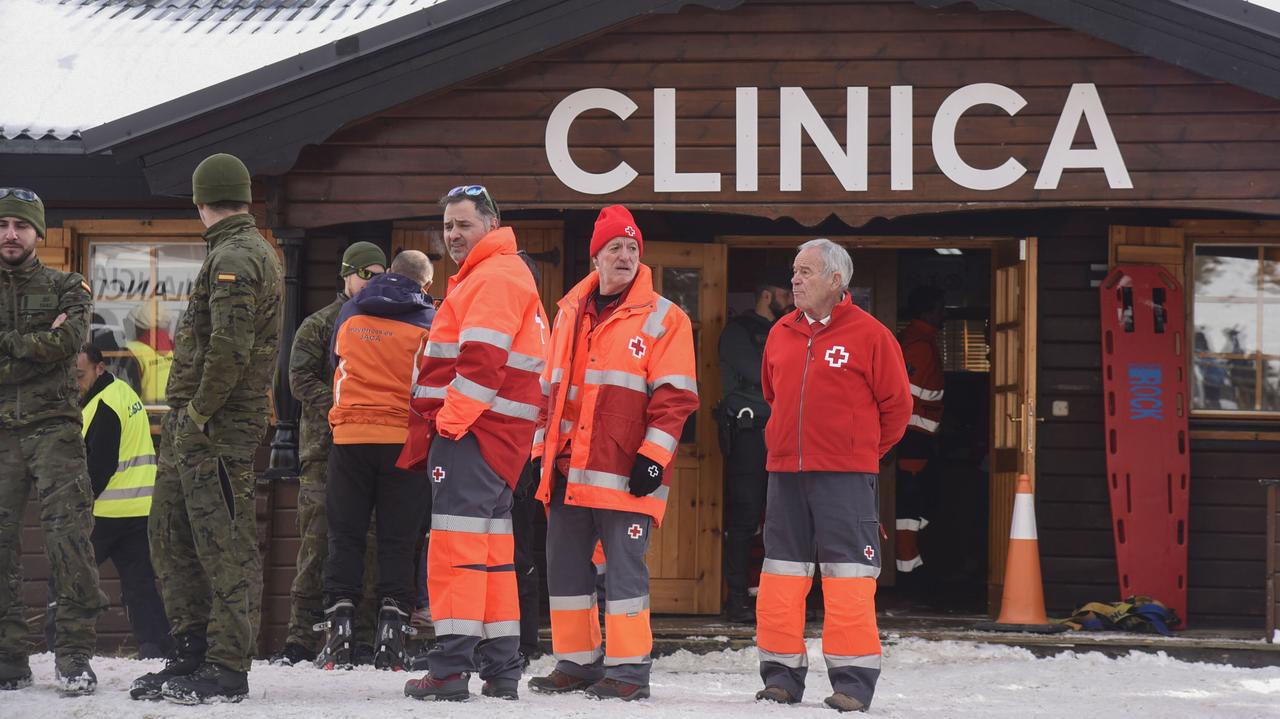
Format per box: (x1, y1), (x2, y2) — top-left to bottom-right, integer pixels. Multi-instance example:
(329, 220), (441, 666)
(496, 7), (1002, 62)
(526, 205), (698, 701)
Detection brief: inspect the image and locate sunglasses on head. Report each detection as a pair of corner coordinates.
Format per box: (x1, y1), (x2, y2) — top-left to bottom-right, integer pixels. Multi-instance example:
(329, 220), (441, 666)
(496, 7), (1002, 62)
(342, 263), (383, 281)
(447, 184), (500, 217)
(0, 188), (40, 203)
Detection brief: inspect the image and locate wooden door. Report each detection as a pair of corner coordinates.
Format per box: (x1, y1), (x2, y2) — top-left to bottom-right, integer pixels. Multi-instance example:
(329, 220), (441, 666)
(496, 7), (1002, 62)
(642, 241), (727, 614)
(988, 238), (1039, 611)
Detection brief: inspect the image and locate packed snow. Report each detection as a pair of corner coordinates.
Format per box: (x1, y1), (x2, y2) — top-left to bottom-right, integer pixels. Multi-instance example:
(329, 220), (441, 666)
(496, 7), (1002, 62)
(7, 637), (1280, 718)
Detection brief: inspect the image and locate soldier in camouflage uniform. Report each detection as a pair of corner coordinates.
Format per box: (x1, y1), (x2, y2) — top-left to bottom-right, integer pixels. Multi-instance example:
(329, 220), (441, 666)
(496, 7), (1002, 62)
(130, 154), (283, 704)
(0, 187), (108, 696)
(272, 242), (386, 666)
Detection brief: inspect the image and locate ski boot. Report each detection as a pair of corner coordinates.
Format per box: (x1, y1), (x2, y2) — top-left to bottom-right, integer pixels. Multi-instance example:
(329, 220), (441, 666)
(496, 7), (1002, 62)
(373, 598), (417, 671)
(314, 599), (355, 670)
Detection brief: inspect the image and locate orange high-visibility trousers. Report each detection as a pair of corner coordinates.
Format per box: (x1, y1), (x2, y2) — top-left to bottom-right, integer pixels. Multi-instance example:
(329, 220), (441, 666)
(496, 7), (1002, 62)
(756, 472), (882, 708)
(424, 434), (522, 681)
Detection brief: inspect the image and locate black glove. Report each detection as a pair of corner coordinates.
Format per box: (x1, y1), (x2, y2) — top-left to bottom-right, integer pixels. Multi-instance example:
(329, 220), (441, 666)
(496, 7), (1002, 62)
(514, 458), (541, 501)
(628, 455), (664, 497)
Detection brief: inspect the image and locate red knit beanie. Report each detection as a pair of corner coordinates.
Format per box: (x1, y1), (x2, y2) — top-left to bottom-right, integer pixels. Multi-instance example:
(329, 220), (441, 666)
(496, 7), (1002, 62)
(590, 205), (643, 257)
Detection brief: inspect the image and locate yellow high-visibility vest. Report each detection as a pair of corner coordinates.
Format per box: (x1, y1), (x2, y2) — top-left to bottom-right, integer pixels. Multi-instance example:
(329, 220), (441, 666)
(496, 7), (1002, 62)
(83, 378), (156, 518)
(125, 340), (173, 405)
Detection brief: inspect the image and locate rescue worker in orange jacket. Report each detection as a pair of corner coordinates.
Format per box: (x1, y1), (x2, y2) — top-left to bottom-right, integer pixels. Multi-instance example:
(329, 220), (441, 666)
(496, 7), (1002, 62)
(526, 205), (699, 702)
(400, 185), (548, 702)
(755, 239), (912, 713)
(895, 285), (946, 575)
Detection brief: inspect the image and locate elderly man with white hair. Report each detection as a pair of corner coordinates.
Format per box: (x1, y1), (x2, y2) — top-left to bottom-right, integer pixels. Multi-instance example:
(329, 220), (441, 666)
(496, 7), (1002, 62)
(753, 239), (913, 713)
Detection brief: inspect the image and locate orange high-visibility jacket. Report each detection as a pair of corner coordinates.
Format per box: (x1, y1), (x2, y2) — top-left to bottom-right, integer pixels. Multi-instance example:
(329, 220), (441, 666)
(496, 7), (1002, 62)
(400, 227), (549, 487)
(898, 319), (944, 436)
(533, 264), (698, 525)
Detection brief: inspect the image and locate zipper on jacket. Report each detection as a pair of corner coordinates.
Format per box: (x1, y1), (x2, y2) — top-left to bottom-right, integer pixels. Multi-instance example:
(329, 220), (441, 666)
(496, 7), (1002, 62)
(798, 334), (813, 471)
(10, 276), (19, 422)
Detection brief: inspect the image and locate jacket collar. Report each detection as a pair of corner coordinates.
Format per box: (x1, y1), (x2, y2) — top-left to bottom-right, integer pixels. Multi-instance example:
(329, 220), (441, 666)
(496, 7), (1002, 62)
(781, 292), (853, 336)
(202, 213), (256, 251)
(0, 251), (42, 278)
(450, 226), (517, 289)
(81, 371), (115, 405)
(560, 263), (656, 315)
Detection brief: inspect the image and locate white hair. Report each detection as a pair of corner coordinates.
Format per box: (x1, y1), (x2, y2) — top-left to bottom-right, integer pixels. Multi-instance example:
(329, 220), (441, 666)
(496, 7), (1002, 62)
(797, 238), (853, 288)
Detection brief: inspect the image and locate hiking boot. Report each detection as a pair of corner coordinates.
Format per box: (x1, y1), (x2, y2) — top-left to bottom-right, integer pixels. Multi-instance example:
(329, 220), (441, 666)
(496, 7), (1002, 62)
(585, 677), (650, 701)
(404, 672), (470, 701)
(824, 692), (868, 712)
(161, 662), (248, 704)
(0, 657), (32, 691)
(269, 642), (317, 667)
(131, 631), (206, 700)
(314, 599), (355, 670)
(528, 669), (594, 694)
(373, 598), (416, 671)
(756, 685), (799, 704)
(54, 654), (97, 696)
(481, 678), (519, 700)
(410, 606), (432, 631)
(725, 593), (755, 624)
(137, 641), (172, 660)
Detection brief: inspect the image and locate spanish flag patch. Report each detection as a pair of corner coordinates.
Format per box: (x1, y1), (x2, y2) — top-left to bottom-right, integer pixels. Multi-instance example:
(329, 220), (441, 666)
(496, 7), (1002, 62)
(216, 272), (238, 283)
(80, 280), (92, 294)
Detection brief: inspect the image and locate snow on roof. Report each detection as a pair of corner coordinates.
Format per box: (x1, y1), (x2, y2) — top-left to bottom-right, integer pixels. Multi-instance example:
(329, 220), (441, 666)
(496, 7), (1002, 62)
(1, 0), (442, 140)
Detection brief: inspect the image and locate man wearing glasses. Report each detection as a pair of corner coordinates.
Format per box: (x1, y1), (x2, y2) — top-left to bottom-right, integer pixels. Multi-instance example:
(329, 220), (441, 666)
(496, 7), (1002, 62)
(402, 185), (548, 701)
(0, 187), (108, 695)
(271, 242), (387, 667)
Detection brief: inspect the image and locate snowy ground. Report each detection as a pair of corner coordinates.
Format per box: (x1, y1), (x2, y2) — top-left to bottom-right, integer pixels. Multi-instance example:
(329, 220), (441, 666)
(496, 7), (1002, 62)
(8, 637), (1280, 718)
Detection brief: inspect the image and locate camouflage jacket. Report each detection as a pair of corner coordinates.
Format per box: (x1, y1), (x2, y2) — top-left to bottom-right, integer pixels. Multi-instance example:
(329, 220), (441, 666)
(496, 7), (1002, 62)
(0, 255), (92, 428)
(166, 213), (283, 419)
(289, 293), (345, 463)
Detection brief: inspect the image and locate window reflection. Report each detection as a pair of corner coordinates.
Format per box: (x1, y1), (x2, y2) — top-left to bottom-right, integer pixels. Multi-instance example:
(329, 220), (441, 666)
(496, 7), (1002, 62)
(1192, 244), (1280, 412)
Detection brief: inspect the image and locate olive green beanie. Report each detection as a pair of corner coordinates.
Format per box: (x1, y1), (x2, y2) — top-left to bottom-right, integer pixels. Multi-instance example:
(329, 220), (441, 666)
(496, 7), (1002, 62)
(341, 241), (387, 277)
(191, 153), (252, 205)
(0, 190), (45, 237)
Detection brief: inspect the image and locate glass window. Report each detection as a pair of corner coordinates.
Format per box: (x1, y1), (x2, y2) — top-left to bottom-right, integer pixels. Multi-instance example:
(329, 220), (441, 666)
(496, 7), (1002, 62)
(1192, 244), (1280, 412)
(88, 242), (206, 408)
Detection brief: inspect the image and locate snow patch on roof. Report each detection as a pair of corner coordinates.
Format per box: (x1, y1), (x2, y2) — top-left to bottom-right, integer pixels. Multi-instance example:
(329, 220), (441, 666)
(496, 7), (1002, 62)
(1, 0), (441, 140)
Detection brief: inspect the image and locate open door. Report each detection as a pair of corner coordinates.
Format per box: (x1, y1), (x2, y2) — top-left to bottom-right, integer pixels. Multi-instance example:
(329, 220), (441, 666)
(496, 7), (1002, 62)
(643, 241), (727, 614)
(988, 238), (1039, 612)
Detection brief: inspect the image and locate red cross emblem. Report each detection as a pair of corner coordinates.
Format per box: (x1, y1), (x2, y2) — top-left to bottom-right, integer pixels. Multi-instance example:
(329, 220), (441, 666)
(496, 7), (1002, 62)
(432, 466), (446, 483)
(825, 345), (850, 368)
(628, 524), (644, 539)
(864, 545), (875, 560)
(629, 336), (647, 359)
(624, 225), (636, 237)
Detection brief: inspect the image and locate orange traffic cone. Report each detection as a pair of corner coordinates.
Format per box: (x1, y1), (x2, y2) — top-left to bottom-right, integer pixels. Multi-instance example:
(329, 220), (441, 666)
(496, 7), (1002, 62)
(976, 474), (1066, 634)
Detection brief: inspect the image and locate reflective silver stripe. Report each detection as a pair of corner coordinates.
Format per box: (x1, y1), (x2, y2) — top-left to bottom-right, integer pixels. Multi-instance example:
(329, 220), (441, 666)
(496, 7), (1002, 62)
(824, 653), (882, 670)
(762, 559), (815, 577)
(451, 375), (499, 403)
(427, 342), (459, 358)
(642, 296), (673, 338)
(459, 326), (514, 350)
(431, 513), (514, 535)
(484, 620), (522, 639)
(568, 385), (580, 401)
(651, 485), (669, 501)
(897, 556), (924, 572)
(532, 427), (546, 446)
(759, 648), (808, 669)
(117, 454), (156, 472)
(507, 350), (545, 373)
(605, 596), (650, 615)
(567, 468), (629, 492)
(556, 648), (603, 665)
(98, 485), (154, 501)
(550, 367), (565, 384)
(643, 427), (678, 453)
(540, 378), (552, 396)
(491, 396), (540, 421)
(896, 518), (928, 532)
(820, 562), (880, 579)
(594, 561), (607, 572)
(604, 655), (650, 666)
(649, 374), (698, 394)
(560, 419), (575, 434)
(910, 384), (944, 401)
(548, 594), (597, 611)
(585, 369), (648, 393)
(412, 384), (447, 400)
(434, 618), (484, 637)
(908, 414), (940, 432)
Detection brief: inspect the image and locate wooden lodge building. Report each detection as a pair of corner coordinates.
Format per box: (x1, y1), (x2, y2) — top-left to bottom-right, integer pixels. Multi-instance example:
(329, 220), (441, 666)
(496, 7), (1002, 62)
(5, 0), (1280, 652)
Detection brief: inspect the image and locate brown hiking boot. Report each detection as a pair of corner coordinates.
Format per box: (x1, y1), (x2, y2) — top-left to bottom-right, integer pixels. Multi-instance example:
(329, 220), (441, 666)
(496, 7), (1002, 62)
(824, 692), (868, 712)
(404, 672), (470, 701)
(527, 669), (593, 694)
(756, 685), (799, 704)
(584, 678), (650, 701)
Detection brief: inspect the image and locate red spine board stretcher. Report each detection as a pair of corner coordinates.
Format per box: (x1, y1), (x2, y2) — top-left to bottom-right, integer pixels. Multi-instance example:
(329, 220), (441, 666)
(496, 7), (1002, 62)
(1099, 265), (1189, 623)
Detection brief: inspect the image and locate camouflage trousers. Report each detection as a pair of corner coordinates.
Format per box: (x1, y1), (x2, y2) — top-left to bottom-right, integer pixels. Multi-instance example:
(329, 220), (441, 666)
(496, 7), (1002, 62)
(287, 459), (379, 651)
(0, 419), (108, 663)
(150, 408), (265, 673)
